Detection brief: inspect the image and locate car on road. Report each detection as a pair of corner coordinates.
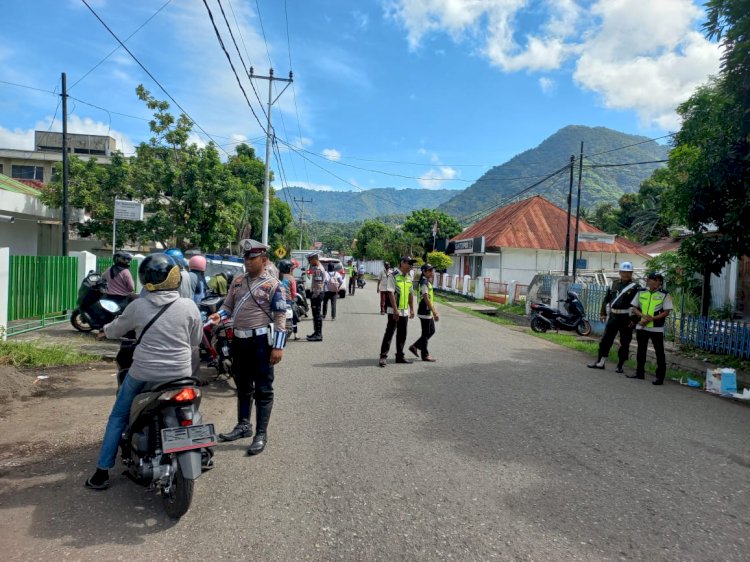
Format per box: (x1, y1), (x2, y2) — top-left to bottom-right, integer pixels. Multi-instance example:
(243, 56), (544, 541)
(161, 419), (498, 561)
(205, 255), (244, 284)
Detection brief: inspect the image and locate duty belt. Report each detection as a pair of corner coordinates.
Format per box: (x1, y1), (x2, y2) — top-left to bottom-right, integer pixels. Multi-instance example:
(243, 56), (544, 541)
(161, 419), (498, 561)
(234, 327), (270, 338)
(611, 308), (631, 314)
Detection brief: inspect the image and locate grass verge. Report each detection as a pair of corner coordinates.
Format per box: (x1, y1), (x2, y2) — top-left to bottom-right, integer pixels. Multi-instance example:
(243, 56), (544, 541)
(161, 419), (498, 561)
(455, 306), (515, 326)
(0, 341), (100, 368)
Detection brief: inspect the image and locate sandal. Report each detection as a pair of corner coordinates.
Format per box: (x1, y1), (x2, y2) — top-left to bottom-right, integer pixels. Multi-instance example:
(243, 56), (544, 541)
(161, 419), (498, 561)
(423, 356), (437, 362)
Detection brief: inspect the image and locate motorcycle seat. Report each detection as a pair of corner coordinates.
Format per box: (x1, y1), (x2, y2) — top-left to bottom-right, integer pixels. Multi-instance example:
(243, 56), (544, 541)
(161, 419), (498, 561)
(142, 376), (201, 393)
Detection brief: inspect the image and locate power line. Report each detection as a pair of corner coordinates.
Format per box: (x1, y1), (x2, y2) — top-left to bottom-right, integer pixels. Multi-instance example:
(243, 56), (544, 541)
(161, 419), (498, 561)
(71, 0), (173, 90)
(80, 0), (229, 155)
(582, 133), (675, 161)
(584, 159), (669, 168)
(254, 0), (274, 68)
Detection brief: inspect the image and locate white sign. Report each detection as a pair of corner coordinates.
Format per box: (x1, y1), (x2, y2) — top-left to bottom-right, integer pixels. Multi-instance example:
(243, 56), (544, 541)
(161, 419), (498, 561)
(114, 199), (144, 221)
(577, 232), (615, 244)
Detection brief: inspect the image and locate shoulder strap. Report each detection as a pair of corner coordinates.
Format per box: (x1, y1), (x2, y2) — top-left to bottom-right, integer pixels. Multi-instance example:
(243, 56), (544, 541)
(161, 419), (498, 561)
(136, 299), (178, 346)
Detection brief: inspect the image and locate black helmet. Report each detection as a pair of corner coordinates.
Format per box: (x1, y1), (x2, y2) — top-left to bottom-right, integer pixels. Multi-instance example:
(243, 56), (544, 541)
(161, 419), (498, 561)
(278, 259), (293, 274)
(139, 253), (181, 292)
(114, 251), (133, 267)
(567, 290), (579, 300)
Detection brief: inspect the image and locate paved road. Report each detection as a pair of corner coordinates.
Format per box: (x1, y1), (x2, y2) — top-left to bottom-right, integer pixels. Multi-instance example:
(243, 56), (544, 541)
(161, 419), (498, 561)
(2, 286), (750, 560)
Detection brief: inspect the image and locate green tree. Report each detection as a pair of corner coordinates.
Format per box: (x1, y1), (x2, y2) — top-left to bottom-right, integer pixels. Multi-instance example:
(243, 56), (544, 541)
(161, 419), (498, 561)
(402, 209), (462, 248)
(427, 251), (452, 271)
(353, 220), (393, 260)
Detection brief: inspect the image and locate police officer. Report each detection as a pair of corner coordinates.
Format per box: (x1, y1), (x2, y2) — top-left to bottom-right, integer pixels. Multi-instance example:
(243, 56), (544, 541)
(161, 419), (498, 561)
(629, 273), (673, 385)
(306, 251), (328, 342)
(210, 239), (288, 455)
(587, 262), (641, 373)
(379, 256), (416, 367)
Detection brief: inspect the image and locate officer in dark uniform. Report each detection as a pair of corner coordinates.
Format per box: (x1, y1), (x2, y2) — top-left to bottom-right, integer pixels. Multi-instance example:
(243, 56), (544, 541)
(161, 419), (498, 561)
(306, 251), (328, 342)
(209, 239), (287, 455)
(587, 262), (641, 373)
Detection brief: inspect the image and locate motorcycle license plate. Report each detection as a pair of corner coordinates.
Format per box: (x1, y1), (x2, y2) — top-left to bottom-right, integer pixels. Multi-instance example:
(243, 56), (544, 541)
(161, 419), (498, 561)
(161, 424), (217, 454)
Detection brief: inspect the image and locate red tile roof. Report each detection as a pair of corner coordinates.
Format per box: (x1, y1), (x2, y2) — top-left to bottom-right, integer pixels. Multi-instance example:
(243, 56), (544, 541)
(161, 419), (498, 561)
(453, 195), (648, 256)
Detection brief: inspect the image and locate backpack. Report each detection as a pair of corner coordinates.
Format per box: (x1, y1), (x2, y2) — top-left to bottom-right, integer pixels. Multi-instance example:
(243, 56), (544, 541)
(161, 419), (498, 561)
(327, 273), (341, 293)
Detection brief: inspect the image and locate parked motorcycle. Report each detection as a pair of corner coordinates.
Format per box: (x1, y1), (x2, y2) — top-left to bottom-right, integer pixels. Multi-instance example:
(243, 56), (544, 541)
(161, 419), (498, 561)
(115, 342), (216, 519)
(294, 292), (309, 318)
(198, 295), (232, 377)
(357, 274), (366, 289)
(529, 291), (592, 336)
(71, 271), (125, 332)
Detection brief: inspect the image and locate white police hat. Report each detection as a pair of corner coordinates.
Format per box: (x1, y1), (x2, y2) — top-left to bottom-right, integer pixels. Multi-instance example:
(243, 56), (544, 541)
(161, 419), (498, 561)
(240, 238), (269, 257)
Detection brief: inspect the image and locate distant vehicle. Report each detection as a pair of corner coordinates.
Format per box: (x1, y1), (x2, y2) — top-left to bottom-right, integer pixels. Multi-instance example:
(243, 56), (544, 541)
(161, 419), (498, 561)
(290, 250), (309, 280)
(204, 255), (244, 284)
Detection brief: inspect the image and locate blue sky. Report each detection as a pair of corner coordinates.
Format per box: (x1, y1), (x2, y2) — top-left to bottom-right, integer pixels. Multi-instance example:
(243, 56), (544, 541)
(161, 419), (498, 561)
(1, 0), (720, 192)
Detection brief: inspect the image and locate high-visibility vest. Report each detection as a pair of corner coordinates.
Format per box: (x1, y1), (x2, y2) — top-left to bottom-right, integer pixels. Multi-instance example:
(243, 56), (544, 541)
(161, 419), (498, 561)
(394, 273), (411, 311)
(637, 289), (668, 329)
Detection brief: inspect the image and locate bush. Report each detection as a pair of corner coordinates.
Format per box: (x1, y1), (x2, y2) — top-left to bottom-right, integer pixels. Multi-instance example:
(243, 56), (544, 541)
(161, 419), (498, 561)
(427, 251), (452, 271)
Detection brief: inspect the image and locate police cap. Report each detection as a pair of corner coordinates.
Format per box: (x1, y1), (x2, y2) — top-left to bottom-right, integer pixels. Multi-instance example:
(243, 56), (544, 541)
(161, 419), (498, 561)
(307, 250), (321, 261)
(240, 238), (269, 258)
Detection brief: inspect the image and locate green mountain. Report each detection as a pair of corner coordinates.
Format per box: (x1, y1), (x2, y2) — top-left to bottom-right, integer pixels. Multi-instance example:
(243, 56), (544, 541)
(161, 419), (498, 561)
(439, 125), (669, 220)
(278, 187), (458, 222)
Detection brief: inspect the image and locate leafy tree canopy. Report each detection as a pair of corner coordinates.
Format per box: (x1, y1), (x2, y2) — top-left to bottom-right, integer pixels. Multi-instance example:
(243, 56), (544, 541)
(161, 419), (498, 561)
(402, 209), (462, 246)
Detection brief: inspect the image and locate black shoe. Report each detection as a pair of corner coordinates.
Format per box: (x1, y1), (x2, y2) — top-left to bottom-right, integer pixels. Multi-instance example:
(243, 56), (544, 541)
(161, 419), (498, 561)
(219, 423), (252, 442)
(306, 334), (322, 342)
(408, 345), (420, 358)
(615, 365), (624, 374)
(247, 433), (267, 455)
(395, 357), (413, 364)
(652, 379), (664, 385)
(84, 468), (110, 490)
(587, 361), (605, 369)
(626, 374), (645, 379)
(379, 357), (386, 367)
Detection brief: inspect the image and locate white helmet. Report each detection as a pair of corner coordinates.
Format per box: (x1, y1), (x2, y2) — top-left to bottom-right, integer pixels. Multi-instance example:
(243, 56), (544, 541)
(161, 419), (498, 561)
(619, 262), (633, 272)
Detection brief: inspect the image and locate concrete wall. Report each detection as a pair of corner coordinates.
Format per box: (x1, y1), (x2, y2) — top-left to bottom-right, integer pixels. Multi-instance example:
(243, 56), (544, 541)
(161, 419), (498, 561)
(0, 220), (38, 255)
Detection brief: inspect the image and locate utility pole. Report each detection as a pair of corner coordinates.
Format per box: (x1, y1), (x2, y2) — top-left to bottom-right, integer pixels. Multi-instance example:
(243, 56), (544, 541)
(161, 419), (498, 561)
(572, 141), (584, 280)
(294, 196), (312, 250)
(563, 154), (575, 276)
(249, 67), (293, 245)
(61, 72), (69, 256)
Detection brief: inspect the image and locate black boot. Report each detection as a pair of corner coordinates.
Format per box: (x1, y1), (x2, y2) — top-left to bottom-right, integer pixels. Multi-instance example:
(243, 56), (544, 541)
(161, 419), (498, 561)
(219, 398), (252, 441)
(248, 402), (272, 455)
(307, 317), (323, 342)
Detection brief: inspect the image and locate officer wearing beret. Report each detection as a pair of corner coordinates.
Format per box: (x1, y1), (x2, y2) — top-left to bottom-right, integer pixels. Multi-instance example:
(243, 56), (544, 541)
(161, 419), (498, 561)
(209, 239), (288, 455)
(306, 251), (328, 342)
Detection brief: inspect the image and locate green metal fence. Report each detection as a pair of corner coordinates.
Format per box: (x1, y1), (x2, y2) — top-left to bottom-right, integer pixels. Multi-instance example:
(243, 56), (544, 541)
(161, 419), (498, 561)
(96, 257), (139, 281)
(7, 255), (79, 337)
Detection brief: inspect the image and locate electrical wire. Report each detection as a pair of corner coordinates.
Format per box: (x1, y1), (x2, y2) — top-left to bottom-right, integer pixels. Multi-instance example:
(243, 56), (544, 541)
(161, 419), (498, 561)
(584, 159), (669, 168)
(71, 0), (172, 90)
(582, 133), (675, 161)
(80, 0), (229, 155)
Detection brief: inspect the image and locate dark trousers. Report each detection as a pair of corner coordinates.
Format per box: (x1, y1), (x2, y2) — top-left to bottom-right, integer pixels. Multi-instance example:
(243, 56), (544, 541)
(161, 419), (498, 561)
(310, 295), (323, 336)
(379, 292), (387, 313)
(598, 313), (633, 366)
(322, 291), (337, 319)
(636, 329), (666, 381)
(349, 277), (356, 295)
(380, 315), (408, 359)
(231, 335), (274, 432)
(412, 318), (436, 359)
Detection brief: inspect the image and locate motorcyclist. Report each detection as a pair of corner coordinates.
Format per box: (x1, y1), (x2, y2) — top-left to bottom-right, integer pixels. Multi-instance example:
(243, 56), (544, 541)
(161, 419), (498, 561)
(103, 251), (135, 309)
(278, 259), (299, 340)
(165, 248), (193, 299)
(188, 255), (209, 304)
(85, 253), (202, 490)
(208, 270), (229, 296)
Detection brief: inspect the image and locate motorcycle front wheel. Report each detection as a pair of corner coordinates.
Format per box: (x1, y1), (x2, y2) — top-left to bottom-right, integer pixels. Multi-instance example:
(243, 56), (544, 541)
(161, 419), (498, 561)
(162, 464), (194, 520)
(70, 309), (94, 332)
(576, 320), (592, 336)
(530, 315), (548, 333)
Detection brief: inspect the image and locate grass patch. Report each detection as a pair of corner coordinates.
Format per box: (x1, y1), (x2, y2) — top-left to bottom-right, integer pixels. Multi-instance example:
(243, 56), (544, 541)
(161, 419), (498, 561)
(680, 346), (750, 371)
(455, 306), (515, 326)
(0, 341), (100, 368)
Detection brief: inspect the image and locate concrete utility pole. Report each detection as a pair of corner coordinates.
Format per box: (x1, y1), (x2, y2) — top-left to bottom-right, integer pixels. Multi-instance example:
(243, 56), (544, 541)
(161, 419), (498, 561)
(563, 155), (575, 276)
(572, 141), (584, 280)
(294, 196), (312, 250)
(249, 67), (293, 245)
(61, 72), (69, 256)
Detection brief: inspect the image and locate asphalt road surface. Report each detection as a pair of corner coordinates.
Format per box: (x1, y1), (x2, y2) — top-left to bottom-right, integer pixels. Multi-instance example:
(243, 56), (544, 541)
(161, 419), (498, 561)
(1, 286), (749, 561)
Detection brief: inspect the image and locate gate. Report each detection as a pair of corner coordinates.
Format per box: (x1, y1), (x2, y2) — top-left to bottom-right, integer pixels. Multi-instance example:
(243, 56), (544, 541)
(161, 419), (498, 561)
(7, 255), (78, 337)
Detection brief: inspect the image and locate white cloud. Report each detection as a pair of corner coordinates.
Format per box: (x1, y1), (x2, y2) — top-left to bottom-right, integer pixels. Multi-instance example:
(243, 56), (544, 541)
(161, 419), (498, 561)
(322, 148), (342, 161)
(0, 125), (35, 150)
(539, 77), (556, 95)
(387, 0), (721, 127)
(418, 166), (457, 189)
(286, 181), (335, 191)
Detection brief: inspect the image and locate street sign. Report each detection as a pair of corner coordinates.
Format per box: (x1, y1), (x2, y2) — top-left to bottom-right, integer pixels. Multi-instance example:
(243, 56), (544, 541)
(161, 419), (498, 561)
(114, 199), (144, 221)
(577, 232), (615, 244)
(275, 247), (287, 259)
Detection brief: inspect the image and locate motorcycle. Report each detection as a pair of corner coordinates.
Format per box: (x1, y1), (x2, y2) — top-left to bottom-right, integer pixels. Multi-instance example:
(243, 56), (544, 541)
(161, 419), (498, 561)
(529, 291), (592, 336)
(198, 295), (233, 378)
(294, 292), (309, 318)
(71, 271), (125, 332)
(357, 274), (366, 289)
(115, 342), (216, 519)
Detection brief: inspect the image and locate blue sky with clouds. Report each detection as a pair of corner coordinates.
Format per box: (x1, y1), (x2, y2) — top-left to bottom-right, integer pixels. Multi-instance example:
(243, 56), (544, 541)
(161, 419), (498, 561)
(1, 0), (720, 192)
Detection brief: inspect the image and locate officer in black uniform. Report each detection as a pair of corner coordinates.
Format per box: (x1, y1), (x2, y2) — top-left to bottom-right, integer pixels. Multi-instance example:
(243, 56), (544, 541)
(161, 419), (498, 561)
(306, 251), (328, 342)
(587, 262), (641, 373)
(209, 239), (287, 455)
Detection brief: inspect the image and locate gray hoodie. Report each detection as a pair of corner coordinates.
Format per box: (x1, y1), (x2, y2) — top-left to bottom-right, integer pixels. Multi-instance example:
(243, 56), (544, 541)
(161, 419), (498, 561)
(104, 290), (202, 382)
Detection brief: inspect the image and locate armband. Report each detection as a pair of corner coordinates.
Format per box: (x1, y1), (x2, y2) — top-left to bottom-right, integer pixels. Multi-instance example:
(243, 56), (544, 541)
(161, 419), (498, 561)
(218, 310), (229, 319)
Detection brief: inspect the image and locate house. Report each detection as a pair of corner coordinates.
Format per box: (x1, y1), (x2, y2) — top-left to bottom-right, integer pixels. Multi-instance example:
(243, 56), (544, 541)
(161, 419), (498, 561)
(447, 196), (649, 285)
(0, 131), (114, 185)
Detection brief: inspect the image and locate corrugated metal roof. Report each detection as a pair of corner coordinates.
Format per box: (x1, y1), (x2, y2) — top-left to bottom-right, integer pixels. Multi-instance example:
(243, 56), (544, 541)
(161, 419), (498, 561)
(454, 195), (648, 256)
(0, 173), (42, 196)
(642, 237), (682, 255)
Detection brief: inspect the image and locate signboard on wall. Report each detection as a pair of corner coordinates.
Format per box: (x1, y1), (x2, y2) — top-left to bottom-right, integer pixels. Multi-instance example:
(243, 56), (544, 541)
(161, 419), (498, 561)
(453, 236), (485, 254)
(114, 199), (144, 221)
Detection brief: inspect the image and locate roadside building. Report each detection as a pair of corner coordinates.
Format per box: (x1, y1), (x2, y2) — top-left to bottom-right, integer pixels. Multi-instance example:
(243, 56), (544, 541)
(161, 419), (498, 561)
(447, 195), (648, 285)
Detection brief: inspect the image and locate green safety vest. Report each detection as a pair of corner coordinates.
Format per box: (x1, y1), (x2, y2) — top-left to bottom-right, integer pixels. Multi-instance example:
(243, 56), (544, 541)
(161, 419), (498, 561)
(394, 273), (411, 311)
(638, 289), (668, 329)
(347, 266), (355, 277)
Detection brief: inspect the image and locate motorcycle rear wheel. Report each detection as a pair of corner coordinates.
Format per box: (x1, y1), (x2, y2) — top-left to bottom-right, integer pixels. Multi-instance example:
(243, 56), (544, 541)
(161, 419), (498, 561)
(576, 320), (592, 336)
(530, 316), (548, 333)
(70, 309), (94, 332)
(162, 464), (194, 520)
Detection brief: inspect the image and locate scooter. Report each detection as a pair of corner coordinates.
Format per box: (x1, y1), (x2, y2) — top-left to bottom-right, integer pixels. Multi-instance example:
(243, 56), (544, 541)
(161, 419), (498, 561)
(115, 343), (217, 519)
(71, 271), (125, 332)
(529, 291), (592, 336)
(294, 292), (309, 318)
(198, 295), (233, 378)
(357, 274), (366, 289)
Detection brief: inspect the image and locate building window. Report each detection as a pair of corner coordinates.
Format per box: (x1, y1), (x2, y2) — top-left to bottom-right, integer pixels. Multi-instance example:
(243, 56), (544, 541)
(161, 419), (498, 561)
(0, 164), (3, 175)
(11, 165), (44, 181)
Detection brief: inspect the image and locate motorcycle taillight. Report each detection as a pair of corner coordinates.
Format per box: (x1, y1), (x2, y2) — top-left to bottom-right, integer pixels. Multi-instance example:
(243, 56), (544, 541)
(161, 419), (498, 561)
(226, 327), (234, 339)
(159, 387), (200, 402)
